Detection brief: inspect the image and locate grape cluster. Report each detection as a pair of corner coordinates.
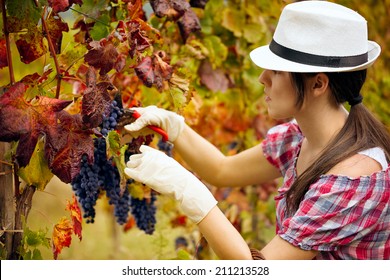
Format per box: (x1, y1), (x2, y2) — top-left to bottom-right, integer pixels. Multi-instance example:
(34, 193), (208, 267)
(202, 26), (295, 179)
(71, 155), (100, 223)
(72, 100), (158, 233)
(101, 100), (123, 136)
(157, 138), (173, 157)
(130, 191), (157, 235)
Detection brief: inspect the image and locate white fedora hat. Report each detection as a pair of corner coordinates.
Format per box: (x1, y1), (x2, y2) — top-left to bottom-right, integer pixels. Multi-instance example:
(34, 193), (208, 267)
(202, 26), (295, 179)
(250, 1), (381, 72)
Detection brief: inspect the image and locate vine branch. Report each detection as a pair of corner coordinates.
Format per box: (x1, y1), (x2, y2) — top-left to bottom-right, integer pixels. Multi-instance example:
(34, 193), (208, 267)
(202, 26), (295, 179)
(1, 0), (15, 84)
(34, 1), (62, 98)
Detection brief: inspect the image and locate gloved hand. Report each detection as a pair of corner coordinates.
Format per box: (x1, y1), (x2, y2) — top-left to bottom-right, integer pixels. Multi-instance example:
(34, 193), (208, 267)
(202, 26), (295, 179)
(124, 106), (185, 142)
(124, 145), (217, 224)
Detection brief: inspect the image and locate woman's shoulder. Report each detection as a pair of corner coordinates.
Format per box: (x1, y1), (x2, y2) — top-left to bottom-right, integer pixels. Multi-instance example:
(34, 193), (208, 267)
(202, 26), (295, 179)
(325, 147), (388, 179)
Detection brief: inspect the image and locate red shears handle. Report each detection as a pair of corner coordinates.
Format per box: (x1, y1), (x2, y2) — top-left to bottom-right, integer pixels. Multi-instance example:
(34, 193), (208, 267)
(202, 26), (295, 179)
(131, 110), (169, 142)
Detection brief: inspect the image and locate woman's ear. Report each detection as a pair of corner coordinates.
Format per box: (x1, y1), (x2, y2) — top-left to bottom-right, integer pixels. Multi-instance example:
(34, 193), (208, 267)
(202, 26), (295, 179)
(312, 73), (329, 91)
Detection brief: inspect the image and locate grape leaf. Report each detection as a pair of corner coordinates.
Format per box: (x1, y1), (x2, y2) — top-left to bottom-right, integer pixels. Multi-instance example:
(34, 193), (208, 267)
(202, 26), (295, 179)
(6, 0), (41, 23)
(123, 216), (136, 232)
(52, 217), (73, 260)
(150, 0), (190, 21)
(84, 39), (120, 75)
(127, 20), (151, 59)
(134, 56), (155, 87)
(127, 0), (146, 21)
(81, 67), (114, 128)
(16, 28), (47, 64)
(0, 82), (72, 167)
(18, 138), (54, 191)
(72, 17), (94, 43)
(0, 39), (8, 68)
(153, 51), (173, 85)
(107, 130), (128, 192)
(177, 8), (201, 42)
(48, 0), (84, 13)
(66, 195), (83, 241)
(44, 110), (95, 183)
(134, 52), (173, 90)
(198, 60), (231, 93)
(46, 12), (70, 54)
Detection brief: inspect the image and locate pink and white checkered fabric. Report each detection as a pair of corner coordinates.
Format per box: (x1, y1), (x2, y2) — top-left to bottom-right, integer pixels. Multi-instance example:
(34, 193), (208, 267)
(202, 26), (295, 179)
(261, 121), (390, 259)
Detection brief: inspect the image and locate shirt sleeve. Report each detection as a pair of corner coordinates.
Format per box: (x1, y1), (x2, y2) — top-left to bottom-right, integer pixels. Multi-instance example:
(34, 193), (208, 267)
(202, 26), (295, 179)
(278, 174), (390, 251)
(261, 121), (302, 176)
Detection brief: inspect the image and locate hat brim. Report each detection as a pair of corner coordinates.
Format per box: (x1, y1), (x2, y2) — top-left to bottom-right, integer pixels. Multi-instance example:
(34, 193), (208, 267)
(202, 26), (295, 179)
(250, 41), (381, 73)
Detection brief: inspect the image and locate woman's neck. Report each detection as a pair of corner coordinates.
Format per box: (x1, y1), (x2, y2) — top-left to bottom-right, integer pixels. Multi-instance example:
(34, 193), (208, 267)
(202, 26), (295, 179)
(295, 104), (348, 152)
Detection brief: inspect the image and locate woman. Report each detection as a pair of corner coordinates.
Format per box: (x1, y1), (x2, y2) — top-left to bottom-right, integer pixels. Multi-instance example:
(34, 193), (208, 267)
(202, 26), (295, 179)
(124, 1), (390, 259)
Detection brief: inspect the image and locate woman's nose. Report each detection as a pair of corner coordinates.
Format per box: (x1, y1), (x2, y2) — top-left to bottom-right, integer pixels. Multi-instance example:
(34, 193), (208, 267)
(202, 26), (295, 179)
(258, 69), (269, 85)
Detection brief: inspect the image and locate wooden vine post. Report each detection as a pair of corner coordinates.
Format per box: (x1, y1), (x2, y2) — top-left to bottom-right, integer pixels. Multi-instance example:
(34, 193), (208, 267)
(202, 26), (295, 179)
(0, 142), (15, 259)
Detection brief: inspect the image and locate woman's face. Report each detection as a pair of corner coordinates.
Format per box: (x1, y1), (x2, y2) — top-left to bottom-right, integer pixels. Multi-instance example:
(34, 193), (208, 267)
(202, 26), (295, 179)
(259, 70), (298, 119)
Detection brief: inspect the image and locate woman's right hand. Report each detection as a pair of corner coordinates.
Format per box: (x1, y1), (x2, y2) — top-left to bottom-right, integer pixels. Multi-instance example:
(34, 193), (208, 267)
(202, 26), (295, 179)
(124, 106), (185, 142)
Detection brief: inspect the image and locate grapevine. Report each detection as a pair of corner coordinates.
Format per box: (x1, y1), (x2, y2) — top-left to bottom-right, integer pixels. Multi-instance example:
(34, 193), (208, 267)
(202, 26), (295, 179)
(1, 0), (384, 260)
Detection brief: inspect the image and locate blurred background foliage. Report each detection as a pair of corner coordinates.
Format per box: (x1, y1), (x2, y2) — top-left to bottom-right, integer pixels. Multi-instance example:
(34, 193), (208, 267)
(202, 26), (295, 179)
(1, 0), (389, 259)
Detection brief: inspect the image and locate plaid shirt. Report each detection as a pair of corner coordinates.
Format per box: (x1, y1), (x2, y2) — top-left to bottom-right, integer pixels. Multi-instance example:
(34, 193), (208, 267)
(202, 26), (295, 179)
(261, 121), (390, 259)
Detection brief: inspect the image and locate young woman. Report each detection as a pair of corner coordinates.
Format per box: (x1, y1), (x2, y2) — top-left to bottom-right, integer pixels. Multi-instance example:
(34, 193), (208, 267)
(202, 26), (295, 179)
(124, 1), (390, 260)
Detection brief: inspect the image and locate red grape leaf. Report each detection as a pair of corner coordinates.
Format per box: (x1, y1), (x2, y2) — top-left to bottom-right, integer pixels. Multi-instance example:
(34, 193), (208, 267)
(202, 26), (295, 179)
(81, 67), (114, 128)
(15, 29), (47, 64)
(20, 69), (54, 86)
(150, 0), (190, 21)
(127, 20), (151, 59)
(123, 216), (136, 232)
(134, 52), (173, 90)
(45, 111), (95, 183)
(134, 56), (155, 87)
(127, 0), (147, 21)
(0, 39), (8, 68)
(198, 60), (231, 92)
(84, 39), (120, 75)
(48, 0), (84, 13)
(0, 82), (72, 167)
(66, 195), (83, 241)
(152, 51), (173, 90)
(177, 8), (201, 42)
(46, 12), (70, 54)
(52, 217), (73, 260)
(73, 18), (94, 43)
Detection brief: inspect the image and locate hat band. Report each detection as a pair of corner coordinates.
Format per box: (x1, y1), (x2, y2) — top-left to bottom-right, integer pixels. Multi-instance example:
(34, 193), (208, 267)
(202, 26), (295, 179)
(270, 40), (368, 68)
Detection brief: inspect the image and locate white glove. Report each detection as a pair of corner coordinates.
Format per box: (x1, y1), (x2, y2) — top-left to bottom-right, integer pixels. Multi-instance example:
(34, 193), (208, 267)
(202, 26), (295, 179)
(124, 106), (185, 142)
(124, 145), (217, 224)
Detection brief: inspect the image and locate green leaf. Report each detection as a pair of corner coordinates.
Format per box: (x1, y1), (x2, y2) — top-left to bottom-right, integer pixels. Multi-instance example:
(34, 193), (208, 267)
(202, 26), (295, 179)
(106, 130), (128, 191)
(6, 0), (42, 23)
(202, 35), (228, 68)
(18, 137), (54, 191)
(221, 7), (245, 37)
(90, 14), (111, 40)
(174, 249), (192, 260)
(167, 84), (187, 110)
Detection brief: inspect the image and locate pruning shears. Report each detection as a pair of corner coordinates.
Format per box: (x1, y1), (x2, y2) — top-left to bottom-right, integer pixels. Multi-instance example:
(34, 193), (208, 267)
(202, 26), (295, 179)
(131, 110), (169, 142)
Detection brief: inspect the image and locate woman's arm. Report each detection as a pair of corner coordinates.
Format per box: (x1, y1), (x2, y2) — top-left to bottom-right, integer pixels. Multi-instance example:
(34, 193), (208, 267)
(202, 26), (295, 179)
(198, 206), (318, 260)
(174, 124), (281, 188)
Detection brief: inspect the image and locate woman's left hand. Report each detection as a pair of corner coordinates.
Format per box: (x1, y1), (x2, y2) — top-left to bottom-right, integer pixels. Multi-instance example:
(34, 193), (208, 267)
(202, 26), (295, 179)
(124, 145), (217, 224)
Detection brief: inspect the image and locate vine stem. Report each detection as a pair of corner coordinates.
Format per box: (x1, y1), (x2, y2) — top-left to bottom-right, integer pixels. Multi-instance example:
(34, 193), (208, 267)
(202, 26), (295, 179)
(1, 0), (15, 84)
(34, 1), (62, 98)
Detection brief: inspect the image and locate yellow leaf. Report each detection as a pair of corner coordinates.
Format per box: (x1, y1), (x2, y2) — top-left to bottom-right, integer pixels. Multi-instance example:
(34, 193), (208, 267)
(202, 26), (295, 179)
(18, 137), (53, 191)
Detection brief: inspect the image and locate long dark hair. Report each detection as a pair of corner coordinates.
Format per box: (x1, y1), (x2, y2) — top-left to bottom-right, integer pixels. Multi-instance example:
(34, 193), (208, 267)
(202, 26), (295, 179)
(286, 70), (390, 215)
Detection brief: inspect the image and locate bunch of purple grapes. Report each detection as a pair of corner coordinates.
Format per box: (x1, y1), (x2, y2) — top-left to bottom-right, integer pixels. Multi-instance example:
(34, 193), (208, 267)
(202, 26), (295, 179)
(157, 138), (173, 157)
(71, 155), (100, 223)
(72, 99), (158, 234)
(130, 190), (157, 235)
(101, 100), (123, 136)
